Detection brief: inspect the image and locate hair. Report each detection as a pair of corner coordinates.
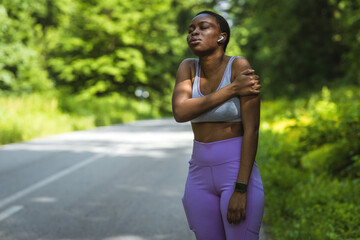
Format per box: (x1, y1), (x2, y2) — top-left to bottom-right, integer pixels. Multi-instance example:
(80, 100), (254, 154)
(195, 10), (230, 52)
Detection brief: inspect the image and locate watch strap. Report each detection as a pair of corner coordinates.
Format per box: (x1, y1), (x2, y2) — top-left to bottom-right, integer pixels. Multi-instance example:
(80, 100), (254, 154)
(234, 181), (248, 193)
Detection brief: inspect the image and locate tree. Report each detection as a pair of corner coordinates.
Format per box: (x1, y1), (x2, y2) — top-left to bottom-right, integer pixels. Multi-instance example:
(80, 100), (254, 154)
(228, 0), (360, 98)
(0, 0), (53, 94)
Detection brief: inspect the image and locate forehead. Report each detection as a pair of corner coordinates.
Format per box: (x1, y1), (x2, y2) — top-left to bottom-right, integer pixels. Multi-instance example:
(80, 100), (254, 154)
(190, 14), (218, 26)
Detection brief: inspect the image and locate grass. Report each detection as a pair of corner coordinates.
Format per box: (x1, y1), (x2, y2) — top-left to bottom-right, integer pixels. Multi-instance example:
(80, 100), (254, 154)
(0, 91), (161, 145)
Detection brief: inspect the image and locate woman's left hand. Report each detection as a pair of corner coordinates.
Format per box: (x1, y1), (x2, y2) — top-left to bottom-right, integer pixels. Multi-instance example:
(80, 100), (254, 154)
(227, 191), (247, 224)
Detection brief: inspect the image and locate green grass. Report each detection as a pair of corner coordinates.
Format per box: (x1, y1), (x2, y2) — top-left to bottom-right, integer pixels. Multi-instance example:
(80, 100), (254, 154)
(0, 91), (161, 145)
(0, 92), (94, 145)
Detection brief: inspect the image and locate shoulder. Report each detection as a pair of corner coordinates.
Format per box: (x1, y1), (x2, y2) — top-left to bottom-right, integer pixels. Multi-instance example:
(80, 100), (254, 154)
(179, 58), (196, 68)
(176, 58), (197, 79)
(176, 58), (197, 82)
(231, 56), (252, 76)
(232, 56), (251, 70)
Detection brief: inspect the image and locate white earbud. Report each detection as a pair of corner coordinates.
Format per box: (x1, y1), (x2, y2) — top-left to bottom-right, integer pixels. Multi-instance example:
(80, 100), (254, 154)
(217, 36), (224, 43)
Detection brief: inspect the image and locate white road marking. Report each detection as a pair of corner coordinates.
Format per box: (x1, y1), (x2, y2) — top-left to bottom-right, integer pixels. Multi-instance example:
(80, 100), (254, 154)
(0, 154), (104, 209)
(0, 205), (23, 222)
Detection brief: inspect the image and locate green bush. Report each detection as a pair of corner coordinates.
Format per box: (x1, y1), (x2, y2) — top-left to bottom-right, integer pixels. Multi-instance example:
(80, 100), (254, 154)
(258, 85), (360, 239)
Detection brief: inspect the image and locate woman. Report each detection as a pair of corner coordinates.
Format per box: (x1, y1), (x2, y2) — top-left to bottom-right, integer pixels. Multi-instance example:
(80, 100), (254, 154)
(172, 11), (264, 240)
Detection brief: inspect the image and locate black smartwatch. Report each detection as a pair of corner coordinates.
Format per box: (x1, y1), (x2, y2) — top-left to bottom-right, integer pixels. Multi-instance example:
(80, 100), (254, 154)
(234, 181), (248, 193)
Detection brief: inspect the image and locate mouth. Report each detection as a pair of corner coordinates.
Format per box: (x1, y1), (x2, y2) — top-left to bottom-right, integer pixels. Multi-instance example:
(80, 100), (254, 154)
(189, 38), (201, 44)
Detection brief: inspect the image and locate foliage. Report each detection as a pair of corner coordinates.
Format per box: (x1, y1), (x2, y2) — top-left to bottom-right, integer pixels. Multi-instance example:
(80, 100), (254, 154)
(0, 0), (205, 112)
(44, 0), (199, 108)
(257, 86), (360, 239)
(2, 0), (358, 104)
(228, 0), (360, 98)
(1, 0), (359, 99)
(0, 0), (53, 93)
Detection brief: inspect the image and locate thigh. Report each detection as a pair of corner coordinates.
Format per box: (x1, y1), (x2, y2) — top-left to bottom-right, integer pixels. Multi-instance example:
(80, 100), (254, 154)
(215, 162), (265, 240)
(182, 164), (226, 240)
(219, 184), (264, 240)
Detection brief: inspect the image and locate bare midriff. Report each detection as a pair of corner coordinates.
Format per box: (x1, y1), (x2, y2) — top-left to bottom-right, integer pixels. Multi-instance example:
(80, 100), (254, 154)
(191, 122), (244, 143)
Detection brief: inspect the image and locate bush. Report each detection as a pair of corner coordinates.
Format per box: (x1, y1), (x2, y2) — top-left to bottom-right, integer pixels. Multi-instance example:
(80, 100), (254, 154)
(258, 85), (360, 239)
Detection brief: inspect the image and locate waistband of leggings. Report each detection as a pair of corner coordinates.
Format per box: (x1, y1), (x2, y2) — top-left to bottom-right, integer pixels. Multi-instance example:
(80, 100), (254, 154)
(193, 136), (243, 145)
(190, 136), (243, 166)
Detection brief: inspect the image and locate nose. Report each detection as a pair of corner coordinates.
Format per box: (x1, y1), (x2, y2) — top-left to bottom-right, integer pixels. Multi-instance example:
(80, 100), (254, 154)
(190, 27), (200, 36)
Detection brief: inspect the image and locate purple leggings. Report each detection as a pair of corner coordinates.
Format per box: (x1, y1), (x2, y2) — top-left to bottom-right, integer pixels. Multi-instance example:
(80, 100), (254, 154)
(182, 137), (264, 240)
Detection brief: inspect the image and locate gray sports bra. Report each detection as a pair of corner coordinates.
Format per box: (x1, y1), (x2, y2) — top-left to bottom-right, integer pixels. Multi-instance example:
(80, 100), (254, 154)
(191, 56), (242, 123)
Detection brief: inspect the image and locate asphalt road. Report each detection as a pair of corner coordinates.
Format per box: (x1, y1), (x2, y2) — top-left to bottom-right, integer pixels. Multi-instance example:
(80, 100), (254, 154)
(0, 118), (266, 240)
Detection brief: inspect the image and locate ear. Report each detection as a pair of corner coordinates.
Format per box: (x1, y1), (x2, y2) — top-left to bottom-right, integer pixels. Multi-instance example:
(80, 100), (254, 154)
(218, 33), (227, 43)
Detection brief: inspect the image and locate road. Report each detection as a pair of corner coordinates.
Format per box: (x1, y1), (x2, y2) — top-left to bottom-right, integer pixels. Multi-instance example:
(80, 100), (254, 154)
(0, 118), (266, 240)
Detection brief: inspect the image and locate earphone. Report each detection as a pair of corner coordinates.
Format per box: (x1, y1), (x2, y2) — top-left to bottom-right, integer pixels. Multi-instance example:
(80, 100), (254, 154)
(217, 36), (224, 42)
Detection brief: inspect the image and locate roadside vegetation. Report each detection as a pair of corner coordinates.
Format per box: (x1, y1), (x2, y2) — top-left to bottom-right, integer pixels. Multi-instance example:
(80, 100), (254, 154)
(258, 86), (360, 239)
(0, 92), (159, 145)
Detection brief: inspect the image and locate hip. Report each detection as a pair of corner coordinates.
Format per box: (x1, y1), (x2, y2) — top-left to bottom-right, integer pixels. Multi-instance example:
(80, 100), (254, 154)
(190, 136), (244, 166)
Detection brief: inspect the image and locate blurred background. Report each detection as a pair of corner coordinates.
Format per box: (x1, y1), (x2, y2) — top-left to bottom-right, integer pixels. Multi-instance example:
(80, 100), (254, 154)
(0, 0), (359, 239)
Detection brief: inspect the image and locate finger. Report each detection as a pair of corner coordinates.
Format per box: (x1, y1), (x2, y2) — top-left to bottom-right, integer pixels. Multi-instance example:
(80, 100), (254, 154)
(227, 210), (232, 224)
(231, 210), (237, 224)
(250, 75), (259, 80)
(252, 80), (260, 86)
(252, 83), (261, 90)
(232, 212), (237, 224)
(241, 208), (246, 221)
(248, 79), (259, 86)
(254, 84), (262, 90)
(251, 80), (259, 86)
(231, 210), (238, 224)
(241, 69), (255, 75)
(230, 212), (235, 224)
(235, 210), (241, 224)
(251, 89), (261, 95)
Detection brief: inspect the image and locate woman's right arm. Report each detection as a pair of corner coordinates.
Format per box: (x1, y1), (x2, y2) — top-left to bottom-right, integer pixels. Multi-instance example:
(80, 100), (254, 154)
(172, 59), (260, 122)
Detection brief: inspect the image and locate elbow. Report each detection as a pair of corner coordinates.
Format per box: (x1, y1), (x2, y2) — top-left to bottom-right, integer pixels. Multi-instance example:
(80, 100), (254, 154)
(172, 109), (189, 123)
(173, 115), (188, 123)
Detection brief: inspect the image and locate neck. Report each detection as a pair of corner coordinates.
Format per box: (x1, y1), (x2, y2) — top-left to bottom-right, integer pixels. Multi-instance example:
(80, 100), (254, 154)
(198, 50), (227, 77)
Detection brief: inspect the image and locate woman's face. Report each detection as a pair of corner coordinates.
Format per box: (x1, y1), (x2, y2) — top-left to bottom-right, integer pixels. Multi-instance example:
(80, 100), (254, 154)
(187, 14), (224, 55)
